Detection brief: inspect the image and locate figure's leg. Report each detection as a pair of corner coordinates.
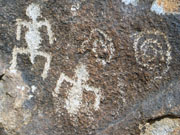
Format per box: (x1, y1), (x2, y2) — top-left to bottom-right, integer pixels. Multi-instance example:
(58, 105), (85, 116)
(9, 47), (29, 72)
(83, 85), (101, 111)
(92, 88), (101, 111)
(37, 51), (52, 79)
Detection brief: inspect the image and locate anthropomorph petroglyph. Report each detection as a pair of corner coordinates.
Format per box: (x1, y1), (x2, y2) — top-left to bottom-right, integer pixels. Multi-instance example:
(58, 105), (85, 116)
(80, 29), (115, 66)
(53, 64), (101, 116)
(10, 3), (55, 79)
(133, 30), (171, 78)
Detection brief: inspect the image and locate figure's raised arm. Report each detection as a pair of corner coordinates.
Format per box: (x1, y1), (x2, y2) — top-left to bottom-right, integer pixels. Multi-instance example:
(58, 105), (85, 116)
(54, 73), (74, 94)
(16, 19), (29, 40)
(39, 19), (55, 44)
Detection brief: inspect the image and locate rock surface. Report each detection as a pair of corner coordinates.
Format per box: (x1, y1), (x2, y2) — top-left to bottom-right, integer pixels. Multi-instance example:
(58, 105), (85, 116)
(0, 0), (180, 135)
(140, 117), (180, 135)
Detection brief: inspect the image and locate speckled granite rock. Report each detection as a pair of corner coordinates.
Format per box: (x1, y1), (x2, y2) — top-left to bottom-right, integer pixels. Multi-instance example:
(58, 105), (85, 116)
(0, 0), (180, 135)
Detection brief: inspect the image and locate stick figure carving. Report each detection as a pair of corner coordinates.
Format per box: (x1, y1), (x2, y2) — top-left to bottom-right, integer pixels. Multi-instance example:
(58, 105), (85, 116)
(10, 3), (55, 79)
(53, 64), (101, 115)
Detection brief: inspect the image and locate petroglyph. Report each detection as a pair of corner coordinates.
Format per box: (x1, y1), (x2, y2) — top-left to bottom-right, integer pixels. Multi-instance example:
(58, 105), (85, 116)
(151, 0), (180, 15)
(133, 30), (172, 78)
(53, 64), (101, 116)
(10, 3), (55, 79)
(81, 29), (115, 66)
(122, 0), (139, 6)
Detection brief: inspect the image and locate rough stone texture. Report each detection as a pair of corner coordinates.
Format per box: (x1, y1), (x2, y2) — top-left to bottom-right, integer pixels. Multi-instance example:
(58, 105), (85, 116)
(151, 0), (180, 15)
(139, 117), (180, 135)
(0, 0), (180, 135)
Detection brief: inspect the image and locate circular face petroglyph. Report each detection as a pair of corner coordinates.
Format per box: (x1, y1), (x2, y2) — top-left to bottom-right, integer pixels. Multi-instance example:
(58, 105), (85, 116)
(81, 29), (115, 66)
(133, 30), (172, 77)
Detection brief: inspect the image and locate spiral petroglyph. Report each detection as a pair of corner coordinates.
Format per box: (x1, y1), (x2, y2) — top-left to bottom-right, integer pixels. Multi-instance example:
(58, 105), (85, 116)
(133, 30), (172, 77)
(81, 29), (115, 66)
